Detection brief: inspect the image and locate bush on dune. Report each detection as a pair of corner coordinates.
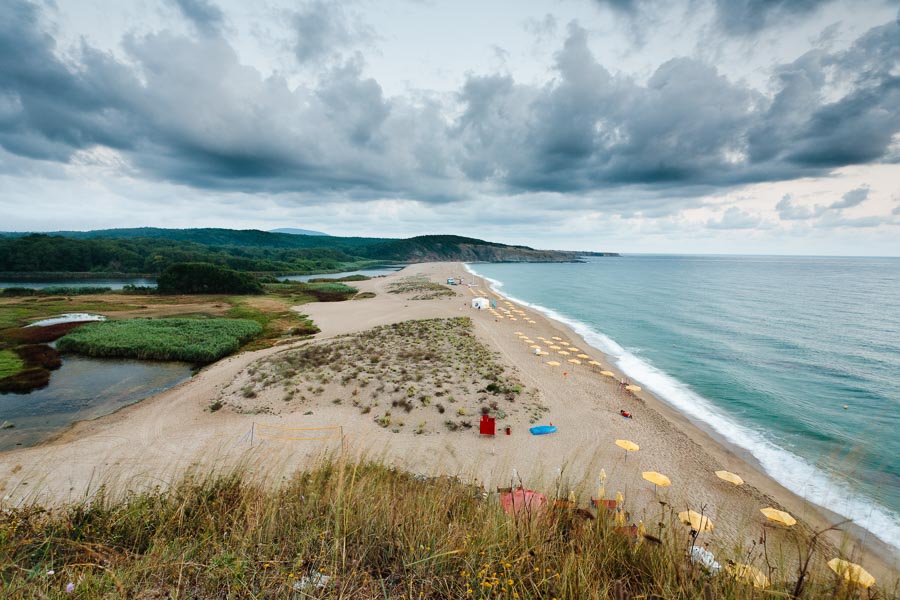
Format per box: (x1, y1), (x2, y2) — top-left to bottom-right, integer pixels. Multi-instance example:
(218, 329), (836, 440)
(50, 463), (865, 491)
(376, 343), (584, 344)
(57, 318), (262, 363)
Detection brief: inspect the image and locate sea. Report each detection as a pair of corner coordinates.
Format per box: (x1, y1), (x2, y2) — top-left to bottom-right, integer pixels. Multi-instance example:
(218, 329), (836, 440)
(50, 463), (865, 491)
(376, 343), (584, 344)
(467, 255), (900, 553)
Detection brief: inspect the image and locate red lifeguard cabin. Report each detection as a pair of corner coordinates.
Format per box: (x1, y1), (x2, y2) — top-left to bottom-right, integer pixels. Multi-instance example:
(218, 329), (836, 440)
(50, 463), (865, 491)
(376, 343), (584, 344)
(479, 414), (496, 436)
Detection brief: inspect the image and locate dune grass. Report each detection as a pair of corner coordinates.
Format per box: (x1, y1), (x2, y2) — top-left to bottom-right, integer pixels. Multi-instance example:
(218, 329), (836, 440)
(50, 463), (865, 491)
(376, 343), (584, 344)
(56, 318), (262, 363)
(0, 458), (891, 599)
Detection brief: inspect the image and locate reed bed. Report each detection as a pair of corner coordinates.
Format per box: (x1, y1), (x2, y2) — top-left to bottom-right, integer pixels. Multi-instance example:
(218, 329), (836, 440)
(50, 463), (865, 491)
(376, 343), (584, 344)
(56, 318), (262, 363)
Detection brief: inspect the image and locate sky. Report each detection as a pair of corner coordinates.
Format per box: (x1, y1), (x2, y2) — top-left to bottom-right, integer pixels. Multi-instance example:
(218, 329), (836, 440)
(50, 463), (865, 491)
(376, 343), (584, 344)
(1, 0), (899, 255)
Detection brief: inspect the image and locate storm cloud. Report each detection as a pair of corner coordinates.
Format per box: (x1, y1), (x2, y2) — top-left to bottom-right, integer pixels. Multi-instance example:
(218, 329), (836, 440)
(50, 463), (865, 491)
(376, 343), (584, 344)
(0, 0), (898, 210)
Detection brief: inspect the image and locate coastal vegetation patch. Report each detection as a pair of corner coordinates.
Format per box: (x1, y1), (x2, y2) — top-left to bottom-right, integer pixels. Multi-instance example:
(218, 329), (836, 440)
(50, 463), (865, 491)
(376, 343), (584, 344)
(0, 459), (880, 598)
(56, 318), (263, 363)
(220, 317), (531, 433)
(387, 275), (456, 300)
(0, 349), (24, 379)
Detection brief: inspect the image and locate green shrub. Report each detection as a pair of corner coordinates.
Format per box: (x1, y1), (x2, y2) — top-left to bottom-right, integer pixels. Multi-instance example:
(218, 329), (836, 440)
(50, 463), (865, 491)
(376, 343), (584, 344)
(57, 318), (262, 363)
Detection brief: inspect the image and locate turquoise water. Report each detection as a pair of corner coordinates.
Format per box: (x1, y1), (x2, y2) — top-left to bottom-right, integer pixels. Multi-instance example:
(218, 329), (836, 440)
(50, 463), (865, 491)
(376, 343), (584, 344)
(468, 256), (900, 551)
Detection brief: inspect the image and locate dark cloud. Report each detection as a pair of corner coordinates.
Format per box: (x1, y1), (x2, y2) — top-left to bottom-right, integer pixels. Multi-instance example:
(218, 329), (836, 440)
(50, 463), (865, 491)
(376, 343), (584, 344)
(593, 0), (837, 35)
(0, 0), (898, 210)
(713, 0), (833, 35)
(830, 186), (869, 209)
(171, 0), (225, 36)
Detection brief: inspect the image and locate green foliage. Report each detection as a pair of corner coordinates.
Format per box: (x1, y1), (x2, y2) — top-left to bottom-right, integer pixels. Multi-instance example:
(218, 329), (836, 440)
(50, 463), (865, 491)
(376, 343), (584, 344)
(306, 274), (371, 283)
(302, 282), (358, 302)
(0, 349), (24, 379)
(57, 318), (262, 363)
(0, 286), (113, 297)
(157, 263), (263, 295)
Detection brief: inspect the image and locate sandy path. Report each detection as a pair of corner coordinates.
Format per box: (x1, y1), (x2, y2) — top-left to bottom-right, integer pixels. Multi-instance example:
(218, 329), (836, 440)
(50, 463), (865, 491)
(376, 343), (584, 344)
(1, 262), (896, 582)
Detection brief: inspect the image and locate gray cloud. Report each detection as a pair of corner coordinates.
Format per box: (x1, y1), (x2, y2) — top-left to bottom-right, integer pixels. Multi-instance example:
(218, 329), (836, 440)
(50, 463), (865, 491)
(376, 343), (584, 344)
(830, 186), (869, 209)
(594, 0), (837, 35)
(0, 0), (898, 213)
(776, 194), (826, 220)
(706, 206), (762, 229)
(171, 0), (225, 36)
(293, 1), (364, 64)
(893, 205), (900, 216)
(714, 0), (833, 35)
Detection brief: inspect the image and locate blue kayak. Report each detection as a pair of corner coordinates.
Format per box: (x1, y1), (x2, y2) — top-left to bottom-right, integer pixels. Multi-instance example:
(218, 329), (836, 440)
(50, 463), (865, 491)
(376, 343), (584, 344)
(529, 425), (557, 435)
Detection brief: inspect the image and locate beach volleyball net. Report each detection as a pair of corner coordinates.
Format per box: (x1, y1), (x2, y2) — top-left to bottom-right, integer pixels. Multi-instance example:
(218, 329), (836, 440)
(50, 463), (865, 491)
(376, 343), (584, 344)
(245, 423), (345, 451)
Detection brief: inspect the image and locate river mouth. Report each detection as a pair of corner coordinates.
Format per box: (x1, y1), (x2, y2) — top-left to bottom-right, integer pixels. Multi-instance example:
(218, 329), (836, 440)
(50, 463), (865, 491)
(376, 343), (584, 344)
(0, 355), (192, 451)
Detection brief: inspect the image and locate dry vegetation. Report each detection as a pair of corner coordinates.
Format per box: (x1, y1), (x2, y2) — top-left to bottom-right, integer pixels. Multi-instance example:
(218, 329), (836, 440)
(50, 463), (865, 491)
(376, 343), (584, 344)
(216, 318), (544, 434)
(1, 458), (892, 599)
(387, 276), (457, 300)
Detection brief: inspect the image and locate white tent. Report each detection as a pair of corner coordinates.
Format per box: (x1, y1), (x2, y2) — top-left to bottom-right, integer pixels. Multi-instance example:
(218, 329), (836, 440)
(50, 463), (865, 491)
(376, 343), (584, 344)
(471, 297), (490, 310)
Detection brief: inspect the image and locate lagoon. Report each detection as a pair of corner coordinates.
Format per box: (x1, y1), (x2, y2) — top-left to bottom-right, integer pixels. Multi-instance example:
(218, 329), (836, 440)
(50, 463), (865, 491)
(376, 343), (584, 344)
(0, 356), (192, 450)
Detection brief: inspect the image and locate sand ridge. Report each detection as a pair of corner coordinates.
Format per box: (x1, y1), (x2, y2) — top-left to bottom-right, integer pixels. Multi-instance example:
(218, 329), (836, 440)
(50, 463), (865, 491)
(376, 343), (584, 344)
(0, 262), (896, 580)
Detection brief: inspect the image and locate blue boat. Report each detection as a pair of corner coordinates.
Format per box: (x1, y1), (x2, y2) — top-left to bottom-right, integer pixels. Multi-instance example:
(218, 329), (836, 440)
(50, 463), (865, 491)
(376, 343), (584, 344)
(529, 425), (557, 435)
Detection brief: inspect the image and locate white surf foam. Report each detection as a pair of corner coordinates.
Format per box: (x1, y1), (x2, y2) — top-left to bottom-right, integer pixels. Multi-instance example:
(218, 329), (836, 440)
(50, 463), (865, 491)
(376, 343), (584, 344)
(465, 263), (900, 552)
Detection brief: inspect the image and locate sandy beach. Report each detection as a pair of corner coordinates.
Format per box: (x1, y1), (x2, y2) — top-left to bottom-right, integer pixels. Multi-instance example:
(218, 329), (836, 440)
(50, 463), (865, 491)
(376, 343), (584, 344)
(1, 262), (896, 583)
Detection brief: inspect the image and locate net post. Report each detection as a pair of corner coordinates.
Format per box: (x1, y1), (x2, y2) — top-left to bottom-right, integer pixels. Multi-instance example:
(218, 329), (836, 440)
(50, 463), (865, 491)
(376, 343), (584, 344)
(250, 422), (255, 447)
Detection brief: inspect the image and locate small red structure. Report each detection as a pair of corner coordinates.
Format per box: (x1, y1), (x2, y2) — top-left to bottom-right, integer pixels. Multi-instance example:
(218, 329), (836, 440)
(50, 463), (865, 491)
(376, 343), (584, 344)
(479, 414), (496, 436)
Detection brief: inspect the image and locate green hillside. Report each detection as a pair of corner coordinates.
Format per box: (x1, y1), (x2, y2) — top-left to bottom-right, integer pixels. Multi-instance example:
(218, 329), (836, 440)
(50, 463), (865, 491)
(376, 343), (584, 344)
(0, 229), (591, 276)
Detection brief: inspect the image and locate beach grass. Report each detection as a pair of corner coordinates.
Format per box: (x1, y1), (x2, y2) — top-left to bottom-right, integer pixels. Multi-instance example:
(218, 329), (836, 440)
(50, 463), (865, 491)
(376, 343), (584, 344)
(56, 318), (263, 363)
(1, 457), (890, 599)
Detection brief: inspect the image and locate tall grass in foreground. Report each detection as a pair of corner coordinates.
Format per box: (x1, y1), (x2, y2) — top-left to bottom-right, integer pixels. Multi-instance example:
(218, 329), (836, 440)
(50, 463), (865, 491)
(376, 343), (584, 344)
(56, 318), (262, 363)
(1, 459), (894, 599)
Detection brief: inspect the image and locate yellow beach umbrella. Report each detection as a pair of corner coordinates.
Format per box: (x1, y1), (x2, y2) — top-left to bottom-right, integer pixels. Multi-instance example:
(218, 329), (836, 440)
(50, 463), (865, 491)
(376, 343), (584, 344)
(760, 507), (796, 527)
(558, 350), (570, 356)
(509, 317), (518, 321)
(567, 359), (581, 367)
(625, 385), (642, 392)
(827, 558), (875, 589)
(588, 360), (602, 367)
(546, 361), (561, 367)
(551, 336), (562, 341)
(577, 354), (591, 359)
(549, 345), (561, 350)
(727, 563), (769, 589)
(614, 491), (626, 525)
(530, 345), (541, 349)
(615, 439), (639, 452)
(642, 471), (671, 487)
(600, 370), (616, 377)
(678, 510), (714, 532)
(715, 470), (744, 486)
(559, 341), (570, 346)
(568, 347), (581, 352)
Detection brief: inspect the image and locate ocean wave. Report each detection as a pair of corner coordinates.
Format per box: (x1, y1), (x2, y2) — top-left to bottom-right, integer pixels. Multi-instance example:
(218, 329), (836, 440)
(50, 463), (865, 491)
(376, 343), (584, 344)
(465, 264), (900, 552)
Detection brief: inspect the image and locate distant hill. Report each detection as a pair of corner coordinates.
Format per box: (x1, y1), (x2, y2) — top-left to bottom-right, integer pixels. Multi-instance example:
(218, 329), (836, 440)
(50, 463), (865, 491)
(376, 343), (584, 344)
(0, 228), (612, 275)
(269, 228), (330, 236)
